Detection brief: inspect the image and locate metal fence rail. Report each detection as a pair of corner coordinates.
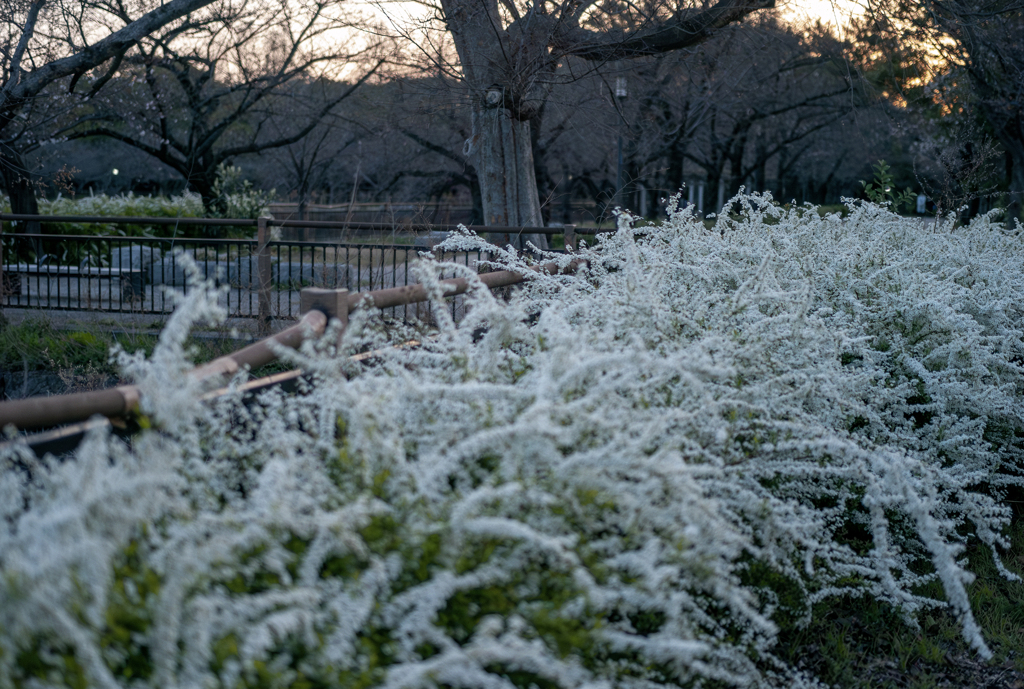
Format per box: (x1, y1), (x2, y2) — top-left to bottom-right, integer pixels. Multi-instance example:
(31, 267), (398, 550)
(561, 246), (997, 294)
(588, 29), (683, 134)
(0, 212), (589, 240)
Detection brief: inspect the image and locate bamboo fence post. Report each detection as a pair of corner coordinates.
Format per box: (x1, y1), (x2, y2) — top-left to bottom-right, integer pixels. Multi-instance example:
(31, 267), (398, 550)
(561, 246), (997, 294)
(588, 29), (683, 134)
(300, 287), (349, 349)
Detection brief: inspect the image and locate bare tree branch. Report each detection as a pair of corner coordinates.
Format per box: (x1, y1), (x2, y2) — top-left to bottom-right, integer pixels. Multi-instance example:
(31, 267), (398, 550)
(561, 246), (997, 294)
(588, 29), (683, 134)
(2, 0), (220, 110)
(1, 0), (45, 97)
(555, 0), (776, 61)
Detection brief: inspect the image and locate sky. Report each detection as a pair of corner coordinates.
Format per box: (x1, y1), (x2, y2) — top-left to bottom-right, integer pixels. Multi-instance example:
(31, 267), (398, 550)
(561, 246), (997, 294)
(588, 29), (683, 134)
(371, 0), (868, 39)
(777, 0), (864, 31)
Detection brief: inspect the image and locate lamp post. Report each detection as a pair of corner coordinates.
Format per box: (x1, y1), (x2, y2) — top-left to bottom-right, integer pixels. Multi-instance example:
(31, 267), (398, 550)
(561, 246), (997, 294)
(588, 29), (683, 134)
(615, 77), (627, 211)
(111, 168), (119, 193)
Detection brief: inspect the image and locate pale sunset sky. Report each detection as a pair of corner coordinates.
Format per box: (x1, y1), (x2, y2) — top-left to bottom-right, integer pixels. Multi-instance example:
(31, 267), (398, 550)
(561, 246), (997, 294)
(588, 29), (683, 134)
(778, 0), (864, 29)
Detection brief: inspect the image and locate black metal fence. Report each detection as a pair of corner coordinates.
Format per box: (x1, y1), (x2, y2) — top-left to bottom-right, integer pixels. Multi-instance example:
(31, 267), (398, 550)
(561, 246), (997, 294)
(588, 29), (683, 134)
(0, 232), (489, 320)
(0, 212), (611, 321)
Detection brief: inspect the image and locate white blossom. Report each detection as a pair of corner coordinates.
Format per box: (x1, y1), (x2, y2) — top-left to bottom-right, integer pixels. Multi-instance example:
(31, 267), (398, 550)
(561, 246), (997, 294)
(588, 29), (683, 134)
(1, 195), (1021, 687)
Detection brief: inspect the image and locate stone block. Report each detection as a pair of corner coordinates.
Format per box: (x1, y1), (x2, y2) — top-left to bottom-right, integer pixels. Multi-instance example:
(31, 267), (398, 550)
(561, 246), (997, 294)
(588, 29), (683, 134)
(111, 245), (163, 284)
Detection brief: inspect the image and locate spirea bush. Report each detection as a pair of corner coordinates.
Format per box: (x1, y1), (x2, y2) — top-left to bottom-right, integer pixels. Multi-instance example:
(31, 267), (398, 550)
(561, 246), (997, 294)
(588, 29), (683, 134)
(3, 192), (206, 237)
(4, 177), (269, 237)
(1, 195), (1022, 688)
(41, 191), (205, 221)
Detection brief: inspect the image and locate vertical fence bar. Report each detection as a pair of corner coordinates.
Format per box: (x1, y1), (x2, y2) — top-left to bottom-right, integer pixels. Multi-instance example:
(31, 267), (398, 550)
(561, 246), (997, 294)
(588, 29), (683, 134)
(257, 218), (272, 333)
(78, 237), (83, 309)
(110, 238), (116, 312)
(0, 217), (5, 308)
(44, 238), (51, 307)
(275, 243), (282, 318)
(80, 237), (85, 310)
(247, 240), (255, 318)
(172, 245), (180, 310)
(231, 245), (238, 317)
(147, 238), (154, 314)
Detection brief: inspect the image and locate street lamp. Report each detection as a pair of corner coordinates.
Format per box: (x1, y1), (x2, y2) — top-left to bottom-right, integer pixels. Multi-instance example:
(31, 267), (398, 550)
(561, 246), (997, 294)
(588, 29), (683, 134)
(615, 76), (627, 99)
(614, 77), (627, 211)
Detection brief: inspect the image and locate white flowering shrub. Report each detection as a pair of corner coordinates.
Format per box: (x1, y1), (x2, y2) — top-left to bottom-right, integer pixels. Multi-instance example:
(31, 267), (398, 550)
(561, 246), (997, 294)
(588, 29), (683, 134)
(3, 192), (207, 237)
(41, 191), (206, 222)
(1, 195), (1022, 688)
(210, 164), (275, 221)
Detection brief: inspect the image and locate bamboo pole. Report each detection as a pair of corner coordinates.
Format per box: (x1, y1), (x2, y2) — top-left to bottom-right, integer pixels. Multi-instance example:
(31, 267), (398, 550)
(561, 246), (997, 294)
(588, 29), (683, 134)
(188, 309), (327, 381)
(346, 259), (584, 311)
(0, 310), (327, 431)
(0, 259), (586, 433)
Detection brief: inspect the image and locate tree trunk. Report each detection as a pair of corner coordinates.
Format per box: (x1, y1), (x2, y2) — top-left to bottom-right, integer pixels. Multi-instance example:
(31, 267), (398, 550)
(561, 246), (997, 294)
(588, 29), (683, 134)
(560, 163), (574, 225)
(0, 144), (41, 233)
(727, 148), (745, 198)
(531, 116), (555, 227)
(468, 105), (548, 251)
(468, 172), (484, 226)
(753, 139), (768, 194)
(438, 0), (772, 252)
(0, 144), (40, 318)
(190, 171), (224, 222)
(298, 176), (309, 221)
(706, 166), (724, 215)
(440, 0), (554, 253)
(667, 138), (687, 202)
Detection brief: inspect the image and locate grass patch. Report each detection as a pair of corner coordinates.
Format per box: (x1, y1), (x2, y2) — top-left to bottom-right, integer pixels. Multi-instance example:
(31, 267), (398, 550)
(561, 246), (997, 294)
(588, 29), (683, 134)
(0, 318), (282, 381)
(777, 520), (1024, 687)
(814, 203), (850, 217)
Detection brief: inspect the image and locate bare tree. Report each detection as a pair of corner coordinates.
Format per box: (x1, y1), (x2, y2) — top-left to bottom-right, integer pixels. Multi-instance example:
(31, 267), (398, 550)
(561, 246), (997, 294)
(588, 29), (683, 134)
(385, 0), (775, 245)
(276, 121), (358, 222)
(682, 20), (859, 205)
(517, 16), (864, 217)
(865, 0), (1024, 226)
(61, 0), (388, 213)
(0, 0), (223, 226)
(326, 77), (486, 222)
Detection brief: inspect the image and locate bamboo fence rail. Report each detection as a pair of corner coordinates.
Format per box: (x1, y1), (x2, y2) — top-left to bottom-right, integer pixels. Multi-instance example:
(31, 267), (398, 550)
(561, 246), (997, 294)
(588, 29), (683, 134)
(0, 258), (584, 457)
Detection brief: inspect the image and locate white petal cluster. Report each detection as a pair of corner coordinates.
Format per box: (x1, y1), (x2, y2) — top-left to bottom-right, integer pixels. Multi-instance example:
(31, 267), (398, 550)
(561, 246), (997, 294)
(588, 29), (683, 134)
(1, 195), (1021, 688)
